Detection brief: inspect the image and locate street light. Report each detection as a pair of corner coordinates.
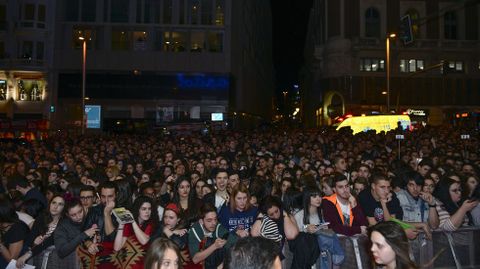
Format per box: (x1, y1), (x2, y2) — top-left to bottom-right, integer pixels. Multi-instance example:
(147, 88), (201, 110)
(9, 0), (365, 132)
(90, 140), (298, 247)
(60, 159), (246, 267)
(386, 33), (396, 113)
(79, 36), (87, 135)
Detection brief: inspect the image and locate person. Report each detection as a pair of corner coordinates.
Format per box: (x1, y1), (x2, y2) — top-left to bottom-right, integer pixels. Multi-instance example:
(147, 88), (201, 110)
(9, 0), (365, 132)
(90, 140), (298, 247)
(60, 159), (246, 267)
(225, 237), (281, 269)
(395, 172), (439, 239)
(7, 177), (48, 210)
(188, 203), (236, 269)
(0, 195), (30, 268)
(52, 199), (97, 269)
(83, 181), (118, 255)
(79, 185), (97, 216)
(369, 221), (418, 269)
(211, 169), (230, 211)
(358, 174), (403, 225)
(322, 173), (368, 236)
(16, 195), (65, 268)
(218, 184), (257, 237)
(144, 237), (182, 269)
(113, 195), (158, 269)
(171, 177), (201, 226)
(294, 187), (325, 233)
(433, 177), (479, 231)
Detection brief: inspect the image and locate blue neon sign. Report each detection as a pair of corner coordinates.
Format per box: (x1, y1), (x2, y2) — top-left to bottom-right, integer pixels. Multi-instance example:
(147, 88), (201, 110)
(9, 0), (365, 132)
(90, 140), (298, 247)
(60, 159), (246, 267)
(176, 74), (229, 89)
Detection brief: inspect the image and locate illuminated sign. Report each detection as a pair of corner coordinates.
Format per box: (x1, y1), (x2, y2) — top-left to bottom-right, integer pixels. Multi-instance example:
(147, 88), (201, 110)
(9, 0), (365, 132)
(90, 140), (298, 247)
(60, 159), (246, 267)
(176, 74), (229, 89)
(406, 109), (427, 116)
(211, 113), (223, 121)
(85, 105), (101, 129)
(336, 115), (411, 134)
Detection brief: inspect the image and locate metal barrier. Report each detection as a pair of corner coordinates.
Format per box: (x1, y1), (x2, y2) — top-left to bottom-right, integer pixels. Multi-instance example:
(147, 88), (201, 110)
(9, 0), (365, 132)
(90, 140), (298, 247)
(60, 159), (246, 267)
(337, 227), (480, 269)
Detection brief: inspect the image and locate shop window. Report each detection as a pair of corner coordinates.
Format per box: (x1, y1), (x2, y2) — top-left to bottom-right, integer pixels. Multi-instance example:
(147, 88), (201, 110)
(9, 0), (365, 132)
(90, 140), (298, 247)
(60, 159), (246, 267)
(365, 7), (380, 38)
(208, 32), (223, 52)
(190, 31), (205, 52)
(18, 80), (44, 101)
(400, 59), (424, 73)
(0, 80), (6, 100)
(360, 58), (384, 72)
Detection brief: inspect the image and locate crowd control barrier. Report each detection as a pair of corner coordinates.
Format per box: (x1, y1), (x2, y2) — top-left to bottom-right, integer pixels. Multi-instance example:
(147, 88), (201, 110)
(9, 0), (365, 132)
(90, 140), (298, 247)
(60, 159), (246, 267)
(336, 227), (480, 269)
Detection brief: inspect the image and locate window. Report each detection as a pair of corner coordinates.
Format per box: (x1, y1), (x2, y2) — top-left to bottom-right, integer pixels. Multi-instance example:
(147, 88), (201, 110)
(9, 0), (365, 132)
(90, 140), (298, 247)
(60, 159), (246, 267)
(133, 31), (147, 51)
(72, 29), (94, 49)
(444, 11), (457, 39)
(136, 0), (152, 23)
(111, 0), (129, 23)
(360, 58), (385, 72)
(189, 0), (200, 24)
(0, 80), (6, 100)
(190, 31), (205, 52)
(21, 4), (35, 27)
(0, 41), (4, 59)
(17, 80), (43, 101)
(112, 30), (129, 50)
(163, 0), (173, 24)
(21, 41), (34, 59)
(179, 0), (185, 24)
(66, 0), (80, 21)
(82, 0), (96, 22)
(365, 7), (380, 38)
(215, 0), (224, 25)
(0, 5), (6, 30)
(164, 31), (187, 52)
(400, 59), (424, 72)
(37, 5), (46, 28)
(441, 61), (464, 74)
(207, 32), (223, 52)
(201, 0), (213, 25)
(36, 42), (44, 60)
(405, 9), (420, 39)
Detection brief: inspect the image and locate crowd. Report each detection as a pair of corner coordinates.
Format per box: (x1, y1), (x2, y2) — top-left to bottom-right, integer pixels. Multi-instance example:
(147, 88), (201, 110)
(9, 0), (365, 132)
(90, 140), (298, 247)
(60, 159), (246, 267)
(0, 124), (479, 269)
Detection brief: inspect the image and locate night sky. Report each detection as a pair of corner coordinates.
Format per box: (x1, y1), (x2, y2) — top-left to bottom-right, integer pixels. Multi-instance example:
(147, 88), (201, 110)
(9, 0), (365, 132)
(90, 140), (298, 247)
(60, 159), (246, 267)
(271, 0), (313, 96)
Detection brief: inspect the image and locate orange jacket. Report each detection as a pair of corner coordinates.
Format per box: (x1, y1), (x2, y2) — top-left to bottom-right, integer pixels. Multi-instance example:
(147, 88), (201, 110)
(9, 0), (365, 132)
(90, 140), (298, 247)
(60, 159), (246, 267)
(323, 193), (354, 226)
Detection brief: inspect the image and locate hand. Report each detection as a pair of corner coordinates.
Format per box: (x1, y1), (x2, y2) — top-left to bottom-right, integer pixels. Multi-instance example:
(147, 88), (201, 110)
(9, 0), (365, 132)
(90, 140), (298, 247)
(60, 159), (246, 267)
(104, 200), (116, 214)
(214, 238), (226, 250)
(348, 195), (357, 208)
(84, 224), (98, 237)
(405, 228), (419, 240)
(421, 223), (432, 240)
(236, 229), (249, 238)
(87, 242), (100, 255)
(16, 254), (29, 268)
(306, 224), (319, 234)
(419, 192), (434, 205)
(381, 192), (392, 204)
(33, 235), (45, 245)
(173, 229), (187, 236)
(461, 199), (479, 212)
(360, 226), (367, 235)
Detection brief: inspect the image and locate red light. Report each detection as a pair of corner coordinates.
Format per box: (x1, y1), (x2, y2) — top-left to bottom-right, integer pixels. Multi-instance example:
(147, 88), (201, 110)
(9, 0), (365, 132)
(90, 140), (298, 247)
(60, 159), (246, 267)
(402, 111), (408, 115)
(345, 114), (353, 118)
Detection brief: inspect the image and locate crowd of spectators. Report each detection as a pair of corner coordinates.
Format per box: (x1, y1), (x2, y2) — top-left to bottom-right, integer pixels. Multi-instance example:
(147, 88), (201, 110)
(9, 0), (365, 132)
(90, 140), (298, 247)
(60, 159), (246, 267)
(0, 124), (479, 268)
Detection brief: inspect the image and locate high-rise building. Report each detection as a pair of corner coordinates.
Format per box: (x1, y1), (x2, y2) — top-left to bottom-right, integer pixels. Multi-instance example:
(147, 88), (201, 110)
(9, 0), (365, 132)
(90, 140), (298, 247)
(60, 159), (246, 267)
(0, 0), (273, 135)
(303, 0), (480, 127)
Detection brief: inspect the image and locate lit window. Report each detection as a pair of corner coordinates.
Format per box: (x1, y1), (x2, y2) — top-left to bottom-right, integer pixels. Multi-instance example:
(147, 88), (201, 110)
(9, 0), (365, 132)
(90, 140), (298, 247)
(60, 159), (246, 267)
(360, 58), (385, 72)
(400, 59), (424, 73)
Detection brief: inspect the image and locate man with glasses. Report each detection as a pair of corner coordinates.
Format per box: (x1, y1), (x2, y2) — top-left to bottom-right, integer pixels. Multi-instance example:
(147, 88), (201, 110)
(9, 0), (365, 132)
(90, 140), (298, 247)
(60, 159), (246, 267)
(79, 185), (97, 215)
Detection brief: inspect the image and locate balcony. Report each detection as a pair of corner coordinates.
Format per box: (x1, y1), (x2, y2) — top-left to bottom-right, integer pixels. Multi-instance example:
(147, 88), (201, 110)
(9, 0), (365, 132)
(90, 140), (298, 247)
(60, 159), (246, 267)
(0, 58), (46, 70)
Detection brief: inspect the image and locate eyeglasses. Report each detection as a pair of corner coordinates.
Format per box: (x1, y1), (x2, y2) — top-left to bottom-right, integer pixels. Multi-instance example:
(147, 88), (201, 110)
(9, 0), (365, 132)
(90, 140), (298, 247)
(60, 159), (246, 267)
(80, 196), (94, 200)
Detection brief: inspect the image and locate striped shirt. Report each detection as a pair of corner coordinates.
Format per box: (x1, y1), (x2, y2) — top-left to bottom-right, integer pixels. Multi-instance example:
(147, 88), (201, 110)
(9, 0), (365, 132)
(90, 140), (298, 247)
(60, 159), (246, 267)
(435, 199), (469, 231)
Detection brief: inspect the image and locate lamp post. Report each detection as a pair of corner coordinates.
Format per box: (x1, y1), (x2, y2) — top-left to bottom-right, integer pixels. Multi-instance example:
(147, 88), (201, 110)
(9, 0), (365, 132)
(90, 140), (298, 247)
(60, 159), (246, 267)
(386, 33), (396, 113)
(79, 36), (87, 135)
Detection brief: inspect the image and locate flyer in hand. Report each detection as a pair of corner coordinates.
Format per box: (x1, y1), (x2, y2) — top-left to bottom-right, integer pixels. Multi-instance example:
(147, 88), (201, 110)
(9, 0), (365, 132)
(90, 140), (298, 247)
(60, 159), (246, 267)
(112, 207), (135, 224)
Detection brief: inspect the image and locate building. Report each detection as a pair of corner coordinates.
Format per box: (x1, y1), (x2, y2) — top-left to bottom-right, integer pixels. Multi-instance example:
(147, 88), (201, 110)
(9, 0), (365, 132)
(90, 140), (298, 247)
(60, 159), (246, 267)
(303, 0), (480, 127)
(0, 0), (54, 138)
(0, 0), (274, 135)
